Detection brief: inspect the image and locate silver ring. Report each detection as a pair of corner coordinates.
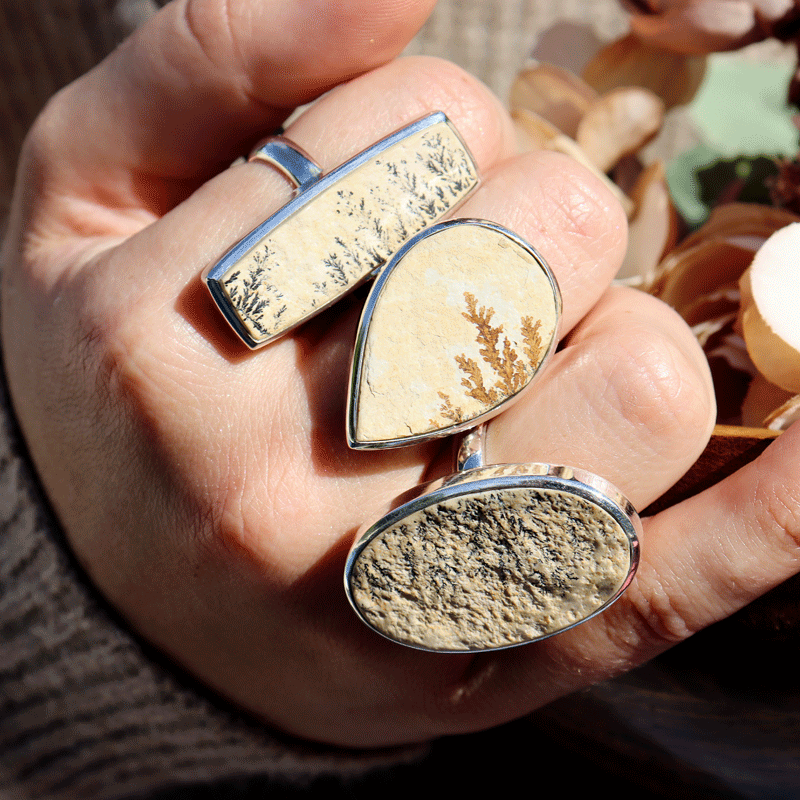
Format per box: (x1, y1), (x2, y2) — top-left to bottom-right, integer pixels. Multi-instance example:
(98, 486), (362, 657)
(248, 136), (322, 190)
(345, 220), (561, 450)
(345, 450), (642, 653)
(204, 112), (479, 349)
(456, 425), (486, 472)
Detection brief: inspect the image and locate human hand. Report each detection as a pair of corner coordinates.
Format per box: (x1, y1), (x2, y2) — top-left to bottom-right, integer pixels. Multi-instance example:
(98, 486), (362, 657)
(4, 0), (784, 750)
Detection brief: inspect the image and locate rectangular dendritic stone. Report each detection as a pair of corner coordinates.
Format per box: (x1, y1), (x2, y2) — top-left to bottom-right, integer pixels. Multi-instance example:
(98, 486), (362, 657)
(209, 118), (478, 346)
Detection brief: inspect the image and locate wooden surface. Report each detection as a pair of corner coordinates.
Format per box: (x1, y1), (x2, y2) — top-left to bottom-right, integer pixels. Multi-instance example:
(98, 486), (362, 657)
(644, 424), (780, 515)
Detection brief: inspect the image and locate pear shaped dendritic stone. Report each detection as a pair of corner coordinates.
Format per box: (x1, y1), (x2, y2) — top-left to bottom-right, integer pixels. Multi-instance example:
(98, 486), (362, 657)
(350, 221), (560, 447)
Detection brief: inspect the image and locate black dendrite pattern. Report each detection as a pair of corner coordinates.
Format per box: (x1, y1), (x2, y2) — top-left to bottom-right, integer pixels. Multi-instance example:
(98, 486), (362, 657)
(222, 127), (477, 336)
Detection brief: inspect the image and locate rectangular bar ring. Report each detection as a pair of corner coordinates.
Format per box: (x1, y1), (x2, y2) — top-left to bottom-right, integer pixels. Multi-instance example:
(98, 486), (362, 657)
(204, 112), (479, 349)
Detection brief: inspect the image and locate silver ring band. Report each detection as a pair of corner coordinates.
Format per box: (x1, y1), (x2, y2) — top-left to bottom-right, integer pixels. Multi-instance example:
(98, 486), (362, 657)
(248, 136), (322, 189)
(456, 426), (486, 472)
(207, 113), (479, 349)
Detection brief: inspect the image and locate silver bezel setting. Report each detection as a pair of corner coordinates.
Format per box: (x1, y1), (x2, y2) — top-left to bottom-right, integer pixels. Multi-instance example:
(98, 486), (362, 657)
(344, 462), (641, 653)
(346, 219), (562, 449)
(204, 112), (479, 349)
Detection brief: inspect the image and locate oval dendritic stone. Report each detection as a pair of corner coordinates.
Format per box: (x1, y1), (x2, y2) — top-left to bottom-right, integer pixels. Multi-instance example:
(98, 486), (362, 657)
(349, 487), (631, 651)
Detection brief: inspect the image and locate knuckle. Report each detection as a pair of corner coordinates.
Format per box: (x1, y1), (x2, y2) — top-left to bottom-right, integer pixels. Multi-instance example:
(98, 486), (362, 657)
(180, 0), (238, 73)
(209, 457), (300, 577)
(751, 466), (800, 557)
(72, 298), (136, 406)
(602, 574), (697, 657)
(604, 325), (712, 447)
(540, 150), (627, 240)
(68, 285), (166, 429)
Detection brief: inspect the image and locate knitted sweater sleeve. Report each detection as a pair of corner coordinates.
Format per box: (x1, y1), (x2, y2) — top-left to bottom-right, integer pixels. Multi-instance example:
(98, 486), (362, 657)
(0, 366), (426, 798)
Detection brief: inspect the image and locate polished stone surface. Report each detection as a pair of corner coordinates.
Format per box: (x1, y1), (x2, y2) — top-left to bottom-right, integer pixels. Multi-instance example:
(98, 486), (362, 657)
(217, 121), (478, 345)
(350, 485), (631, 651)
(352, 223), (558, 445)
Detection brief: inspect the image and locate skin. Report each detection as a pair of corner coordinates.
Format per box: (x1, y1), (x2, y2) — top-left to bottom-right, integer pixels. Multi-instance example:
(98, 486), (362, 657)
(4, 0), (800, 749)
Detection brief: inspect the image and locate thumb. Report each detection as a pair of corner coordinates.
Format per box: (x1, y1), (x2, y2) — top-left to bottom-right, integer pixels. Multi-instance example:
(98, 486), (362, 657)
(22, 0), (437, 219)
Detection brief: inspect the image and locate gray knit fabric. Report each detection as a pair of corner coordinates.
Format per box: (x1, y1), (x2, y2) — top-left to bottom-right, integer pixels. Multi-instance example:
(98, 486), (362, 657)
(406, 0), (626, 100)
(0, 1), (626, 797)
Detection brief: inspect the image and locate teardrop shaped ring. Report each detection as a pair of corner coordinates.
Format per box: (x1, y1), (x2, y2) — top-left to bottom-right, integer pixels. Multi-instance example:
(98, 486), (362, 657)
(347, 220), (562, 449)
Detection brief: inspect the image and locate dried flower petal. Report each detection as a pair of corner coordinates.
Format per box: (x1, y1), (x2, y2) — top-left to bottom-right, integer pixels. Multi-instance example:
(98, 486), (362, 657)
(510, 63), (598, 138)
(683, 284), (741, 326)
(742, 372), (796, 426)
(740, 222), (800, 392)
(650, 239), (755, 312)
(698, 314), (757, 423)
(512, 108), (561, 151)
(616, 161), (679, 285)
(577, 87), (665, 173)
(582, 33), (707, 109)
(673, 203), (800, 256)
(763, 393), (800, 429)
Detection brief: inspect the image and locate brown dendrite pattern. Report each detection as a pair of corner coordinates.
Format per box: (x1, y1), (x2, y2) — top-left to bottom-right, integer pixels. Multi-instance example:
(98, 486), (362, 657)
(435, 292), (544, 425)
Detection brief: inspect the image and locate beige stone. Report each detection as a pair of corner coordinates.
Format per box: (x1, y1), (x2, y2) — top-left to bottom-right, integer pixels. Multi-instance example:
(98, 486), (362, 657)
(349, 485), (632, 651)
(217, 120), (478, 346)
(353, 224), (559, 444)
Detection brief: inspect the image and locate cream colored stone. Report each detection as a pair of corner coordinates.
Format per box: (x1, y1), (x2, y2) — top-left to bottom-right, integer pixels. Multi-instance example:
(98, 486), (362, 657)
(349, 486), (632, 651)
(354, 224), (558, 444)
(219, 121), (478, 345)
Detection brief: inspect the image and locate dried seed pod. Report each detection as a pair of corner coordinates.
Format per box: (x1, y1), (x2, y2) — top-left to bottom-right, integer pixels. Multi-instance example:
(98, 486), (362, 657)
(650, 239), (755, 314)
(510, 63), (599, 139)
(698, 313), (757, 424)
(673, 203), (800, 256)
(682, 284), (741, 327)
(582, 33), (707, 109)
(741, 372), (795, 428)
(740, 222), (800, 392)
(512, 108), (562, 151)
(764, 393), (800, 431)
(616, 160), (679, 285)
(647, 204), (798, 305)
(576, 87), (665, 173)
